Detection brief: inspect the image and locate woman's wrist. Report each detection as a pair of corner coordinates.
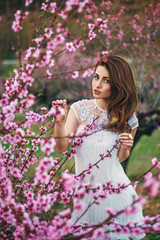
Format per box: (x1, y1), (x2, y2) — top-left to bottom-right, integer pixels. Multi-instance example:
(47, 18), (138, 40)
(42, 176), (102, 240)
(54, 121), (65, 128)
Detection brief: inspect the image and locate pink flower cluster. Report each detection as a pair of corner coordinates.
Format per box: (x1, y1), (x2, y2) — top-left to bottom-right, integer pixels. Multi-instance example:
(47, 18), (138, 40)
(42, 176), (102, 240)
(12, 10), (29, 32)
(40, 137), (56, 156)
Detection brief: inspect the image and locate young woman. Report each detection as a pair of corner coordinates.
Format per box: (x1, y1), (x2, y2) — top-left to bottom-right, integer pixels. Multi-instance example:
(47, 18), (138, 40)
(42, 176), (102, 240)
(53, 55), (145, 239)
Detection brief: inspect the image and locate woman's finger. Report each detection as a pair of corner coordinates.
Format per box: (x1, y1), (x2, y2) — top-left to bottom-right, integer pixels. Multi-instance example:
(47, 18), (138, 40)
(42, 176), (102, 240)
(52, 99), (67, 107)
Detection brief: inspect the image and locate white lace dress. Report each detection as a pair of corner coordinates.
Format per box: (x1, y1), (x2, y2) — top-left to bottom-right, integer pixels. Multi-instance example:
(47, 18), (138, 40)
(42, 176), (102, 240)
(70, 99), (145, 240)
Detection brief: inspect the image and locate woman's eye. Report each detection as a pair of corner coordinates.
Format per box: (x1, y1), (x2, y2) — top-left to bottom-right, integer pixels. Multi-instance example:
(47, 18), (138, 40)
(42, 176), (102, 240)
(104, 79), (110, 83)
(94, 75), (98, 80)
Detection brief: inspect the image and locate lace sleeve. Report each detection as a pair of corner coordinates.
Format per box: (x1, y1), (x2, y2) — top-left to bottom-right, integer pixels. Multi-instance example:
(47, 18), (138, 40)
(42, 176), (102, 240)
(128, 113), (139, 130)
(70, 101), (80, 123)
(70, 99), (91, 125)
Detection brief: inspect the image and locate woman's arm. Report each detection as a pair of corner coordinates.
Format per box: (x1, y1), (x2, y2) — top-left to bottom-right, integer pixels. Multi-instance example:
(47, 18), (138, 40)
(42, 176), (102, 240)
(118, 128), (137, 162)
(53, 100), (78, 153)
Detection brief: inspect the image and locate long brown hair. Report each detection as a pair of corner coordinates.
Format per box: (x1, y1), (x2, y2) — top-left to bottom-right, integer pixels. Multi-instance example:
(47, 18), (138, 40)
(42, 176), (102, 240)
(95, 55), (138, 133)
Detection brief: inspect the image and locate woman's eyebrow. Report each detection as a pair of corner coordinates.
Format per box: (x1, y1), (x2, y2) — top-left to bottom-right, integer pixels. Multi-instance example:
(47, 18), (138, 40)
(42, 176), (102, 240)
(94, 73), (110, 79)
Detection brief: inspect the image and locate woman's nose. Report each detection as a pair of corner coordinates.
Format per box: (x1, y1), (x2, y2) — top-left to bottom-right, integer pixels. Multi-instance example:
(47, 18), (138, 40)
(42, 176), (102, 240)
(96, 80), (102, 88)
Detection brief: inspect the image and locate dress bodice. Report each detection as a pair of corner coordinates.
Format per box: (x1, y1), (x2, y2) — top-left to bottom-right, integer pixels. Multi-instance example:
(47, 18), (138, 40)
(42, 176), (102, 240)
(71, 99), (138, 133)
(70, 99), (139, 185)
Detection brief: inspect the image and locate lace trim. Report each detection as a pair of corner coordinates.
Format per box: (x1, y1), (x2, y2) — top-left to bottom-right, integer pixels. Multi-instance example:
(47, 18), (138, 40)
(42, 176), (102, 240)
(70, 99), (139, 130)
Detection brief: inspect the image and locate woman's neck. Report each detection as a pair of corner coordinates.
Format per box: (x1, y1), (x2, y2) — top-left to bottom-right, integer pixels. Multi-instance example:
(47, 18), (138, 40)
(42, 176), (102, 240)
(96, 98), (110, 111)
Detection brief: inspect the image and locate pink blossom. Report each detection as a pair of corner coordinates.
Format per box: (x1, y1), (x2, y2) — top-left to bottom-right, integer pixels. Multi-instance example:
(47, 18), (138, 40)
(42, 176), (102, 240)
(34, 156), (55, 185)
(88, 23), (95, 30)
(117, 30), (124, 40)
(75, 40), (84, 49)
(50, 2), (57, 13)
(47, 107), (56, 118)
(41, 137), (56, 156)
(41, 107), (47, 112)
(66, 42), (76, 52)
(12, 20), (22, 32)
(4, 113), (15, 127)
(88, 30), (96, 40)
(47, 34), (65, 50)
(3, 99), (17, 114)
(47, 40), (56, 50)
(144, 172), (152, 180)
(32, 37), (43, 47)
(78, 0), (88, 13)
(16, 128), (25, 137)
(22, 11), (29, 19)
(60, 192), (70, 204)
(92, 228), (104, 238)
(25, 0), (33, 7)
(12, 168), (23, 181)
(62, 171), (77, 192)
(98, 21), (108, 32)
(56, 23), (63, 33)
(151, 157), (158, 166)
(33, 48), (41, 58)
(55, 34), (65, 45)
(40, 126), (47, 132)
(154, 83), (158, 88)
(105, 207), (117, 216)
(137, 195), (147, 207)
(146, 20), (152, 27)
(24, 47), (35, 60)
(58, 11), (68, 20)
(72, 71), (79, 79)
(46, 69), (52, 79)
(121, 226), (130, 234)
(41, 3), (47, 11)
(0, 98), (8, 106)
(152, 222), (160, 232)
(81, 69), (94, 78)
(21, 71), (29, 83)
(26, 64), (34, 74)
(74, 199), (85, 211)
(43, 50), (52, 65)
(143, 176), (159, 197)
(97, 18), (103, 23)
(65, 0), (79, 11)
(26, 94), (35, 108)
(49, 59), (55, 68)
(25, 111), (41, 124)
(32, 138), (39, 146)
(44, 28), (54, 39)
(130, 227), (144, 237)
(124, 204), (140, 216)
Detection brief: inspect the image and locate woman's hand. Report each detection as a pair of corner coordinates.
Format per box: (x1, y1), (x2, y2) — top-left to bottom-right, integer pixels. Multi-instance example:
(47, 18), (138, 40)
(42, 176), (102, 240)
(52, 99), (67, 124)
(53, 99), (78, 153)
(119, 133), (134, 150)
(118, 129), (137, 162)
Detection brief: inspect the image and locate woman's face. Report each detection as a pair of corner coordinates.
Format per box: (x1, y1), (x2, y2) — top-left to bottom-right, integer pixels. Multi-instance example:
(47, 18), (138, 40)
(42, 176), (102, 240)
(92, 65), (112, 100)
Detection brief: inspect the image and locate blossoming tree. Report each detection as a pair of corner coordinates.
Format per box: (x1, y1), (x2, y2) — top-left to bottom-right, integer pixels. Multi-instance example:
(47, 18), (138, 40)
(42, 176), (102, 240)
(0, 0), (160, 239)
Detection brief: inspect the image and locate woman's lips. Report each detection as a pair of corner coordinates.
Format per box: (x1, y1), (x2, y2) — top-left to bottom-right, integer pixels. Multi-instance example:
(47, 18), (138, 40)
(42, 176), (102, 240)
(94, 89), (101, 95)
